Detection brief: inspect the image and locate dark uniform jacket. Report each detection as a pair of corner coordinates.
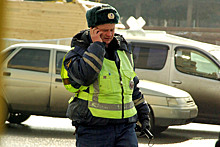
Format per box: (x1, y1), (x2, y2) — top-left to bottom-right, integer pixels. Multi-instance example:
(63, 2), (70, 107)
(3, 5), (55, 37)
(64, 29), (150, 126)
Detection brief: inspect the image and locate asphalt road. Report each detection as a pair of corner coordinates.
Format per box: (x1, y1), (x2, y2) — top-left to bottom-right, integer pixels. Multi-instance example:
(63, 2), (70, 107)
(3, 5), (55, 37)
(0, 116), (220, 147)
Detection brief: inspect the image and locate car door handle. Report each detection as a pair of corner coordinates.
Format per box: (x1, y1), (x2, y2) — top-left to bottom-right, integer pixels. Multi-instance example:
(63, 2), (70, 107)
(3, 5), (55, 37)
(172, 80), (182, 84)
(3, 72), (11, 76)
(55, 78), (62, 83)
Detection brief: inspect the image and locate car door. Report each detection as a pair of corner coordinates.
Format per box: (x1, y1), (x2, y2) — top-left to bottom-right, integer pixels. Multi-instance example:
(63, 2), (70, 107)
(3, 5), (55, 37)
(130, 42), (171, 84)
(170, 46), (220, 121)
(3, 47), (52, 112)
(50, 49), (73, 115)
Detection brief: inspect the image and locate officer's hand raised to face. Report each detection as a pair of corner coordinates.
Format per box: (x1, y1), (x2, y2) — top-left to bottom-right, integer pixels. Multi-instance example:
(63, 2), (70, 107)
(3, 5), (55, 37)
(90, 27), (103, 43)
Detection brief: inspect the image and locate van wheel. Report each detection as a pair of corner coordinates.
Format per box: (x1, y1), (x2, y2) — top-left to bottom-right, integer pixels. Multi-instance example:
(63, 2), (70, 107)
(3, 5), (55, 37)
(7, 113), (30, 124)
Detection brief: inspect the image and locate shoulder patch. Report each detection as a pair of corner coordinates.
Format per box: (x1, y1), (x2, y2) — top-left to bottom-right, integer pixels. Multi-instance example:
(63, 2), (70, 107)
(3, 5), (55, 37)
(66, 59), (72, 68)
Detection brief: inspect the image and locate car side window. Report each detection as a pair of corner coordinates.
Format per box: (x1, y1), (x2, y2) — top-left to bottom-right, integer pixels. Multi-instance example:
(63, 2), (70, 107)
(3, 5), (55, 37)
(7, 48), (50, 73)
(175, 48), (219, 80)
(131, 43), (168, 70)
(56, 51), (66, 74)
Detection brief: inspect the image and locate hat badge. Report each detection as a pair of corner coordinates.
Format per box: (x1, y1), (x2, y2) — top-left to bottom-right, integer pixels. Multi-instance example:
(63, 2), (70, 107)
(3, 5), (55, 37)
(108, 13), (115, 19)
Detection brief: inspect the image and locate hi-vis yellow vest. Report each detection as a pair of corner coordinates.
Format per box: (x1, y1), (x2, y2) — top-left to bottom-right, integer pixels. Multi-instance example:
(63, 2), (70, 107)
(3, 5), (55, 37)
(61, 49), (137, 119)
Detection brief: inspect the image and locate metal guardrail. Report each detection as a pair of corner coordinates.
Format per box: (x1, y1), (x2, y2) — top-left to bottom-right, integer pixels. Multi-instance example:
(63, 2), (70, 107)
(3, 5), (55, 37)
(2, 38), (72, 48)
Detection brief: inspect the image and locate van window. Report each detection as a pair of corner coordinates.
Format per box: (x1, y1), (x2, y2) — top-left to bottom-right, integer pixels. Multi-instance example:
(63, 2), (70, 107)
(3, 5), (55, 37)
(175, 48), (219, 80)
(8, 48), (50, 73)
(131, 43), (168, 70)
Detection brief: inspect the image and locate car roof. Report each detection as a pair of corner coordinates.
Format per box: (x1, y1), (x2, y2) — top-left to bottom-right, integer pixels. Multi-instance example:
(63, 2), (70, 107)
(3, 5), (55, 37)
(4, 43), (71, 52)
(116, 29), (220, 53)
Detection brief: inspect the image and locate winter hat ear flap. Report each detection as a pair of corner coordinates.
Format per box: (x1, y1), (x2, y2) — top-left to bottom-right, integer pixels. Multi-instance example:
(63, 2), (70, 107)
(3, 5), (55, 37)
(86, 5), (120, 27)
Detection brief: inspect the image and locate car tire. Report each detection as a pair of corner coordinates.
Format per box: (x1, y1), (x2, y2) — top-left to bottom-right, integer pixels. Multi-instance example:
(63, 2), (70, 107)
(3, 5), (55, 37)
(134, 105), (169, 135)
(0, 98), (9, 127)
(7, 113), (30, 124)
(149, 106), (168, 135)
(153, 126), (169, 134)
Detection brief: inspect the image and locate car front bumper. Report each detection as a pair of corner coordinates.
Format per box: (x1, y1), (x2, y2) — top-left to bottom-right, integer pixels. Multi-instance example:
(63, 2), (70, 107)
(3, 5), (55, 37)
(152, 105), (198, 126)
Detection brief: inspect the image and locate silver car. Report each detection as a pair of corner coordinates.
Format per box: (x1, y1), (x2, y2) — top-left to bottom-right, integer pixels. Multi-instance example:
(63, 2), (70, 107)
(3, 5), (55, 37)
(1, 43), (198, 133)
(116, 29), (220, 125)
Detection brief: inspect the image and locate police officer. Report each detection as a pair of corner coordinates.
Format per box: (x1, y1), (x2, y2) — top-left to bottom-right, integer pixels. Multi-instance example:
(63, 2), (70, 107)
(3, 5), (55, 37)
(61, 4), (150, 147)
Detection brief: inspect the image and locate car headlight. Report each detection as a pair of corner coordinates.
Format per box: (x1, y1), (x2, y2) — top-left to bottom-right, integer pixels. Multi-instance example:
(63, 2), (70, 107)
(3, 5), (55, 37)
(166, 97), (191, 107)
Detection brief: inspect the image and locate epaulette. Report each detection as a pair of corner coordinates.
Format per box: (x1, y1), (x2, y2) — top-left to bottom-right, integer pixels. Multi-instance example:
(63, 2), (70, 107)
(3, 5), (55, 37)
(114, 33), (131, 54)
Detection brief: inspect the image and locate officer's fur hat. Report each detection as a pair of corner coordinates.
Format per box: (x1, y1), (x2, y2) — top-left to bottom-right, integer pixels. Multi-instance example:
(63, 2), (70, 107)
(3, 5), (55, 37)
(86, 4), (120, 27)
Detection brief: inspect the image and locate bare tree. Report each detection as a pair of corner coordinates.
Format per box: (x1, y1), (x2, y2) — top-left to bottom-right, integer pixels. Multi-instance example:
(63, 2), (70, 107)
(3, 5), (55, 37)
(187, 0), (193, 27)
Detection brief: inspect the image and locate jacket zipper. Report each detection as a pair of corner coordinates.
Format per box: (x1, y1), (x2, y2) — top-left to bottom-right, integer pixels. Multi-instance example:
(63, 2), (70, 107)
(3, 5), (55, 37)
(115, 53), (124, 119)
(119, 71), (124, 119)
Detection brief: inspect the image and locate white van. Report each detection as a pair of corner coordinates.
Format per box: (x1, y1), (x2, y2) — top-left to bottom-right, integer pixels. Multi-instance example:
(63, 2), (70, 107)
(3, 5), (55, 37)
(116, 29), (220, 125)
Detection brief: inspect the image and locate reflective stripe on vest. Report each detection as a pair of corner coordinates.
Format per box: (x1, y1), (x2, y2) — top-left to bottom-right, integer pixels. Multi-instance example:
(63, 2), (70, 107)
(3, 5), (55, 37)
(77, 50), (137, 119)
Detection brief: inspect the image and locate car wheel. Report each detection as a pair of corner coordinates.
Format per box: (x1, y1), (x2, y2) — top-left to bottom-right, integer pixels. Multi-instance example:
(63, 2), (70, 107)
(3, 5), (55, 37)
(149, 108), (154, 132)
(7, 113), (30, 124)
(135, 105), (169, 135)
(153, 126), (169, 134)
(0, 98), (9, 127)
(148, 106), (168, 135)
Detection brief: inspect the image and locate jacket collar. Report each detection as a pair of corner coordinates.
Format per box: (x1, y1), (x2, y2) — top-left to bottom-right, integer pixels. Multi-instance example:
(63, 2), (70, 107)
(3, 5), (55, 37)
(70, 29), (129, 53)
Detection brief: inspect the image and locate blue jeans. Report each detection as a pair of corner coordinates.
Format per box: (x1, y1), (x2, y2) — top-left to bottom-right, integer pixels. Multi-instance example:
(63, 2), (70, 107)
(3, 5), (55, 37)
(76, 123), (138, 147)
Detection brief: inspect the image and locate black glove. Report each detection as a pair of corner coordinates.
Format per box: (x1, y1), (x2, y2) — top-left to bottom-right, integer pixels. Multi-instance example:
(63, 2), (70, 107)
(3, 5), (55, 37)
(140, 120), (154, 139)
(141, 119), (151, 132)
